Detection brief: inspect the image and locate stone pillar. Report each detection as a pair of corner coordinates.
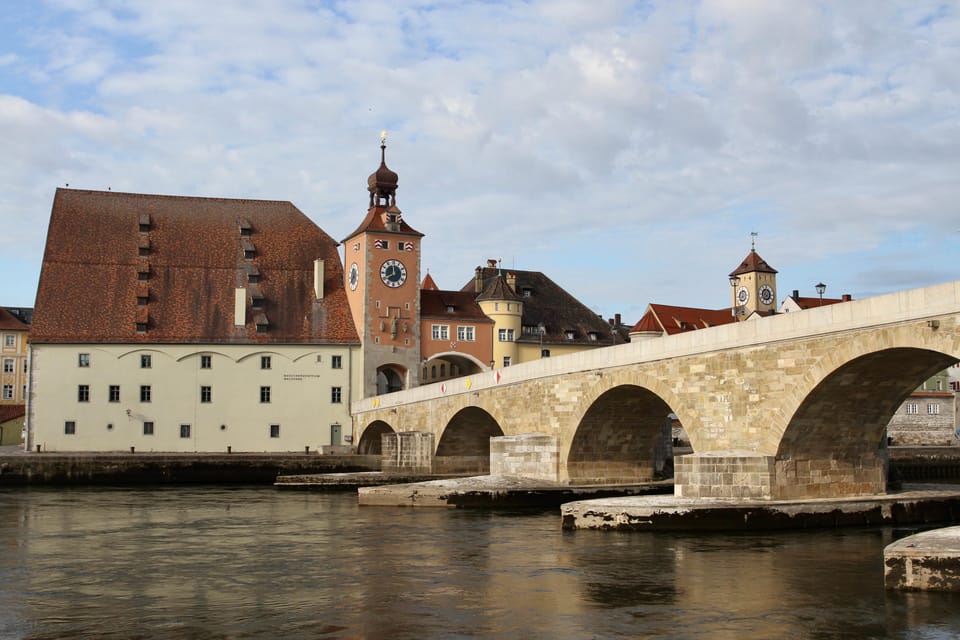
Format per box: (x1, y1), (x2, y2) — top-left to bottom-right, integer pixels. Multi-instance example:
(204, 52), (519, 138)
(490, 434), (559, 481)
(674, 452), (776, 500)
(381, 431), (434, 473)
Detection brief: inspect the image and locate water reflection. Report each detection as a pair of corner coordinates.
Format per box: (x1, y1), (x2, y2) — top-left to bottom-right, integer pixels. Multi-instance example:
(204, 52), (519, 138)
(1, 488), (960, 639)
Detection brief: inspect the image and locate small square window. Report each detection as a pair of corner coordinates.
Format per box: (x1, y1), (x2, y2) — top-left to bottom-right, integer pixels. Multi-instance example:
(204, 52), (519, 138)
(143, 421), (154, 435)
(331, 355), (342, 369)
(200, 386), (212, 403)
(78, 385), (89, 402)
(109, 385), (120, 403)
(5, 335), (16, 347)
(260, 386), (271, 403)
(180, 424), (191, 438)
(270, 424), (280, 438)
(261, 356), (271, 370)
(78, 353), (90, 368)
(503, 356), (511, 367)
(201, 355), (212, 369)
(141, 354), (152, 369)
(140, 385), (152, 402)
(331, 386), (342, 403)
(64, 421), (76, 435)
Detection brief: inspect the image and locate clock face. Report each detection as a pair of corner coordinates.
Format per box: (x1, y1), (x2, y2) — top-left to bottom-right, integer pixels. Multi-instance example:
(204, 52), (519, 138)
(348, 263), (359, 291)
(759, 284), (774, 305)
(737, 286), (750, 304)
(380, 259), (407, 288)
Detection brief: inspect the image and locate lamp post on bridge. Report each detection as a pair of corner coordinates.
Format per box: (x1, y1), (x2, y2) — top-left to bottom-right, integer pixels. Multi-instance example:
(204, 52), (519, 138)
(729, 275), (740, 318)
(816, 282), (826, 306)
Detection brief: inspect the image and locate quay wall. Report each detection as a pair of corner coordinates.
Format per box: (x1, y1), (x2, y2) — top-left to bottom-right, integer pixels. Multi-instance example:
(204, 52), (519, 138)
(0, 452), (381, 485)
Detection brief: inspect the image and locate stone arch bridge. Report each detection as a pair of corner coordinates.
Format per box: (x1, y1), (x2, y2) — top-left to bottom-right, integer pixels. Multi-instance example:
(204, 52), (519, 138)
(351, 282), (960, 500)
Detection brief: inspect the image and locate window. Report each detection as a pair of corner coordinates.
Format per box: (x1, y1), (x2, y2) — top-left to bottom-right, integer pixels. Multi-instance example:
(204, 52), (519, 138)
(503, 356), (511, 367)
(141, 354), (152, 369)
(2, 385), (12, 400)
(4, 335), (15, 347)
(78, 385), (89, 402)
(431, 365), (436, 379)
(201, 355), (212, 369)
(201, 386), (212, 403)
(522, 287), (532, 298)
(78, 353), (90, 368)
(140, 385), (152, 402)
(137, 295), (148, 306)
(432, 324), (449, 340)
(440, 364), (446, 377)
(143, 421), (154, 435)
(928, 403), (941, 415)
(331, 386), (342, 403)
(260, 386), (271, 403)
(905, 403), (919, 415)
(565, 330), (575, 340)
(261, 355), (271, 370)
(270, 424), (280, 438)
(588, 332), (599, 341)
(64, 421), (76, 435)
(937, 379), (944, 391)
(332, 355), (342, 369)
(109, 385), (120, 402)
(457, 326), (475, 341)
(2, 359), (13, 373)
(498, 328), (515, 342)
(180, 424), (191, 438)
(446, 305), (455, 313)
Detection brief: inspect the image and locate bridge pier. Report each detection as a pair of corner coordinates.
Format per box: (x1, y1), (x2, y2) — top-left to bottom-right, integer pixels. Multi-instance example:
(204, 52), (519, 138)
(676, 452), (888, 500)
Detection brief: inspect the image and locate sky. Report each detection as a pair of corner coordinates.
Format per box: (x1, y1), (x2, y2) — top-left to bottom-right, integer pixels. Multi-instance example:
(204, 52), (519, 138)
(1, 1), (958, 323)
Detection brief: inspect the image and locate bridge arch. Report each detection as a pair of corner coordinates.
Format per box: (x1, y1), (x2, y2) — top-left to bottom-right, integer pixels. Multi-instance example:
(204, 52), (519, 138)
(435, 406), (504, 474)
(357, 420), (395, 455)
(376, 364), (407, 395)
(566, 384), (676, 485)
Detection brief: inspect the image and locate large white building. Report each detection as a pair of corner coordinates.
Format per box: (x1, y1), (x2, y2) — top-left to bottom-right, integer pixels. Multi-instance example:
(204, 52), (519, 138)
(27, 189), (360, 452)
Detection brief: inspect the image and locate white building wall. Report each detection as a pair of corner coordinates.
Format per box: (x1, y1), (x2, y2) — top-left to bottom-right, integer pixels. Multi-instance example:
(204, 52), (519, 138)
(28, 343), (358, 452)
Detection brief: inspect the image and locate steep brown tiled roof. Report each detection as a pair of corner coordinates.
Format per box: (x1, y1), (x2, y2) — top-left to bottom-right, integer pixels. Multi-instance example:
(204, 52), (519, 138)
(421, 289), (493, 322)
(788, 296), (846, 310)
(475, 273), (523, 302)
(32, 188), (359, 345)
(640, 303), (736, 336)
(0, 307), (28, 331)
(463, 267), (615, 346)
(421, 273), (439, 291)
(629, 309), (664, 335)
(730, 250), (777, 277)
(343, 206), (424, 240)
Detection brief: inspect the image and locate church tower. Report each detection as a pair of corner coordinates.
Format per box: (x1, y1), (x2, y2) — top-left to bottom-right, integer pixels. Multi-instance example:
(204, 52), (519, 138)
(343, 133), (424, 397)
(729, 238), (778, 319)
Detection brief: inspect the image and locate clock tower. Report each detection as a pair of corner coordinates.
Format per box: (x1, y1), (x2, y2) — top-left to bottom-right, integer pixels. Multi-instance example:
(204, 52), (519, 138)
(729, 241), (778, 319)
(343, 133), (424, 398)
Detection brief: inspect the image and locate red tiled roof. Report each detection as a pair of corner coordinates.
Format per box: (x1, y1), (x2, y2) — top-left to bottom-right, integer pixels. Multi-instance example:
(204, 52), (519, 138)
(32, 188), (360, 345)
(638, 303), (736, 335)
(421, 273), (439, 291)
(788, 296), (846, 310)
(629, 309), (664, 335)
(0, 307), (28, 331)
(343, 206), (424, 240)
(420, 289), (493, 322)
(730, 250), (777, 277)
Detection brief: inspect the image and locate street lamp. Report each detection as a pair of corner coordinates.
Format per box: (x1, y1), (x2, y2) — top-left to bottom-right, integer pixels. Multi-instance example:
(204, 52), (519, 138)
(815, 282), (826, 306)
(538, 322), (547, 358)
(729, 275), (740, 317)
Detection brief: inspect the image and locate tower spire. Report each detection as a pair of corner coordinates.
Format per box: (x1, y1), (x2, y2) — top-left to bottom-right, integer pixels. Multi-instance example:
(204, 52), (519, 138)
(368, 130), (399, 209)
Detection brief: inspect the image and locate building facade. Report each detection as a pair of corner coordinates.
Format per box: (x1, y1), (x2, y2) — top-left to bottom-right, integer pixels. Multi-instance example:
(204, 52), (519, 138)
(28, 189), (359, 452)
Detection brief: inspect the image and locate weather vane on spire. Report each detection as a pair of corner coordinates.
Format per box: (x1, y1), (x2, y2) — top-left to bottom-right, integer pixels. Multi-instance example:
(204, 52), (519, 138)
(380, 130), (388, 146)
(750, 231), (758, 251)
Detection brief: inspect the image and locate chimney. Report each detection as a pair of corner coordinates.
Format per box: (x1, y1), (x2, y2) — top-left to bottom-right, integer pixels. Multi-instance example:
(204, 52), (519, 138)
(615, 313), (621, 327)
(234, 288), (247, 326)
(792, 289), (799, 299)
(505, 272), (516, 292)
(842, 294), (852, 302)
(474, 266), (484, 293)
(313, 258), (324, 299)
(486, 258), (497, 268)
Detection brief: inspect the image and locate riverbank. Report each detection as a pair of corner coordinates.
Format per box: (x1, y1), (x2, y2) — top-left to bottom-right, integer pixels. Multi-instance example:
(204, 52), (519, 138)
(0, 449), (381, 485)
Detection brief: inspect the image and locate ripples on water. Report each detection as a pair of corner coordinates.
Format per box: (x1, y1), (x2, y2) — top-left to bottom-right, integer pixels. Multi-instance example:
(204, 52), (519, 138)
(1, 486), (959, 639)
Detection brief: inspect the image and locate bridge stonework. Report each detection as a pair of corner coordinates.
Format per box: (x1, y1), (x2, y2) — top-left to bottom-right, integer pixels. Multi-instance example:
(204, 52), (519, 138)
(352, 282), (960, 500)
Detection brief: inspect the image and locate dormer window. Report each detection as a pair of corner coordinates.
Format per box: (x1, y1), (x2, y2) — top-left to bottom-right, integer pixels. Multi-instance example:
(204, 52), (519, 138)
(565, 330), (575, 340)
(522, 287), (532, 298)
(138, 213), (151, 232)
(241, 238), (256, 259)
(138, 236), (150, 256)
(254, 312), (269, 334)
(239, 218), (253, 237)
(245, 263), (260, 283)
(446, 305), (455, 313)
(588, 331), (599, 341)
(136, 261), (150, 281)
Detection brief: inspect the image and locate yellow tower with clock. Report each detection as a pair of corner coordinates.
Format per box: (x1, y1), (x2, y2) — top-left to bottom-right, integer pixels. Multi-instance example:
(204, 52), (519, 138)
(342, 133), (424, 397)
(728, 239), (778, 319)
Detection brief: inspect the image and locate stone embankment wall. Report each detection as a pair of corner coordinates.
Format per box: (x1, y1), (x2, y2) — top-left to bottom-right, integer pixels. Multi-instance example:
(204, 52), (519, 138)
(0, 452), (380, 485)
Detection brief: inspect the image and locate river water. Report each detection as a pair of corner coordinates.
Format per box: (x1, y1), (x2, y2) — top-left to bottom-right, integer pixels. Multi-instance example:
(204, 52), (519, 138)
(1, 486), (959, 639)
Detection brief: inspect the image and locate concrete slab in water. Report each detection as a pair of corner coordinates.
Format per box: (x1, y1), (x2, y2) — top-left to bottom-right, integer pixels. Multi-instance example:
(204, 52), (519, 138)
(885, 525), (960, 591)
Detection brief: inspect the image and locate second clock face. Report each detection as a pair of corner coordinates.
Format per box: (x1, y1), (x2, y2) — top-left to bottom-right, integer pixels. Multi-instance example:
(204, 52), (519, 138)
(759, 284), (774, 305)
(380, 259), (407, 287)
(349, 263), (359, 290)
